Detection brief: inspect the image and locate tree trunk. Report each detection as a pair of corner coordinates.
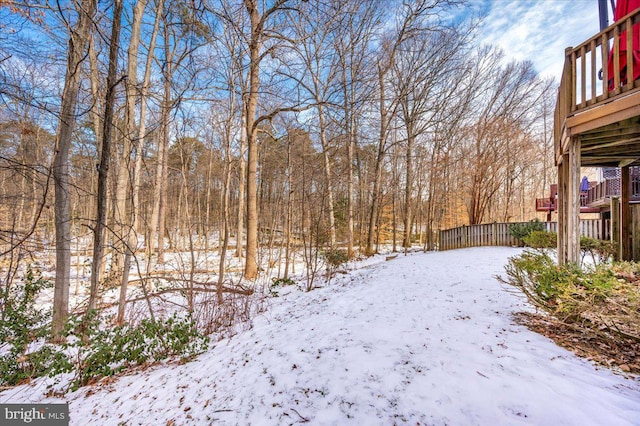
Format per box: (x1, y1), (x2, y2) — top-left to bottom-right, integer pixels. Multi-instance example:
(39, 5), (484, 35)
(89, 0), (123, 312)
(151, 34), (172, 263)
(284, 137), (292, 278)
(403, 132), (414, 249)
(117, 0), (149, 325)
(243, 0), (262, 279)
(135, 0), (162, 269)
(317, 104), (336, 247)
(52, 0), (97, 338)
(366, 64), (389, 255)
(235, 106), (247, 258)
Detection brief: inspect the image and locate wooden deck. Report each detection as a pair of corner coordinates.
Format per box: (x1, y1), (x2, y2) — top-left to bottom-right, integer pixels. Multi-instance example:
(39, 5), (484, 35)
(535, 192), (601, 213)
(585, 174), (640, 207)
(555, 8), (640, 165)
(555, 7), (640, 263)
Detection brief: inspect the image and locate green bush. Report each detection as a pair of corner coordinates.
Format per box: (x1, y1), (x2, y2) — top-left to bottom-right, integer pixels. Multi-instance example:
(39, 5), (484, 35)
(508, 219), (546, 241)
(323, 249), (349, 269)
(0, 269), (209, 390)
(65, 311), (209, 390)
(323, 249), (349, 284)
(269, 277), (296, 297)
(0, 269), (71, 386)
(522, 230), (557, 249)
(501, 251), (623, 321)
(580, 236), (616, 265)
(503, 251), (579, 304)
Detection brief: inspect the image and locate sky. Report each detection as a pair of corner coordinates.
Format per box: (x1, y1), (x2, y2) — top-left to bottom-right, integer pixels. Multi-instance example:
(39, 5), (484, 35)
(476, 0), (604, 80)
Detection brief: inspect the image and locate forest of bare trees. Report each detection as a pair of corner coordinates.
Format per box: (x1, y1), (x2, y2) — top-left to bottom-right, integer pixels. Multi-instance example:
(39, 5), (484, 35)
(0, 0), (556, 334)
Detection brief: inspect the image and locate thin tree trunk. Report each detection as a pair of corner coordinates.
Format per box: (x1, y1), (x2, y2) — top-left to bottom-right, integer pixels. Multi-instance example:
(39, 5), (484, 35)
(403, 133), (414, 249)
(235, 108), (246, 258)
(243, 0), (262, 279)
(117, 0), (150, 325)
(217, 78), (236, 301)
(157, 74), (171, 262)
(88, 31), (108, 285)
(284, 138), (292, 278)
(366, 64), (389, 255)
(52, 0), (97, 337)
(135, 0), (162, 263)
(150, 37), (172, 263)
(317, 104), (336, 247)
(392, 143), (398, 252)
(89, 0), (123, 312)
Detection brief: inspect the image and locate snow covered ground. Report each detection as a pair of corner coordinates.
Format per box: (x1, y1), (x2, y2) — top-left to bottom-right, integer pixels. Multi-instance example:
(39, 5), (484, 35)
(2, 247), (639, 425)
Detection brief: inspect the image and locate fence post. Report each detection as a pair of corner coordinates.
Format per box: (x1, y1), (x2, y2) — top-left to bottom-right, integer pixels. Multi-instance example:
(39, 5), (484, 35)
(463, 225), (468, 248)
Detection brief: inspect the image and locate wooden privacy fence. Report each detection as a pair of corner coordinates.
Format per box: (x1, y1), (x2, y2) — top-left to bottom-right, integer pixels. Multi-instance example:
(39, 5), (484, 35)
(438, 220), (607, 251)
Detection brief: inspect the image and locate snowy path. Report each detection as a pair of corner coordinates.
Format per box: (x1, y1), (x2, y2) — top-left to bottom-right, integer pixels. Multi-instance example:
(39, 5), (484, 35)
(4, 247), (640, 425)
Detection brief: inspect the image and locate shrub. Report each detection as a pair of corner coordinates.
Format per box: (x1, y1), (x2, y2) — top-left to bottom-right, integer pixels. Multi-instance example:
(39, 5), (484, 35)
(0, 269), (71, 386)
(522, 230), (557, 250)
(323, 249), (349, 269)
(269, 277), (296, 297)
(508, 219), (546, 241)
(502, 251), (578, 305)
(65, 311), (209, 390)
(580, 236), (616, 265)
(323, 249), (349, 283)
(501, 251), (626, 322)
(0, 269), (209, 390)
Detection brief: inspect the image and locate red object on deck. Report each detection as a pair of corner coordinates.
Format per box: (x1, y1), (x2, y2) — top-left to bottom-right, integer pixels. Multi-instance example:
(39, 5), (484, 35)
(607, 0), (640, 90)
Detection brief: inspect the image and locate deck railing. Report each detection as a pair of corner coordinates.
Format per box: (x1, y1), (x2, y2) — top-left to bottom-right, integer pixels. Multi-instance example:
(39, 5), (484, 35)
(586, 176), (640, 205)
(438, 220), (607, 251)
(555, 8), (640, 160)
(535, 192), (597, 211)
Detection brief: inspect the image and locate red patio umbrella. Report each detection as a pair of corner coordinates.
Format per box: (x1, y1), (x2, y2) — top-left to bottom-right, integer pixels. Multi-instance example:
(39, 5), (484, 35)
(607, 0), (640, 90)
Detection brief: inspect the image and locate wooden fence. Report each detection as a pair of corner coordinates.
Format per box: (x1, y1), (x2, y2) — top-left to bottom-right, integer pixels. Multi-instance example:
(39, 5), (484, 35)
(438, 220), (607, 251)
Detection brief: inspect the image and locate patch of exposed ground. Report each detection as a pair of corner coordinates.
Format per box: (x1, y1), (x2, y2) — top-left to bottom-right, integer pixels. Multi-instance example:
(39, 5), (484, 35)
(513, 311), (640, 375)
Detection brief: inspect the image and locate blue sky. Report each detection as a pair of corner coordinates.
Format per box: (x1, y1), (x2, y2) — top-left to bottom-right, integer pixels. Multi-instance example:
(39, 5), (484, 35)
(475, 0), (603, 80)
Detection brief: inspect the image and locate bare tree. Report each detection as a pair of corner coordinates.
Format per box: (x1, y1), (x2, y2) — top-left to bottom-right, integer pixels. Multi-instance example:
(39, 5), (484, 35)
(463, 52), (545, 224)
(224, 0), (305, 279)
(88, 0), (123, 312)
(365, 0), (440, 255)
(393, 26), (470, 248)
(51, 0), (98, 337)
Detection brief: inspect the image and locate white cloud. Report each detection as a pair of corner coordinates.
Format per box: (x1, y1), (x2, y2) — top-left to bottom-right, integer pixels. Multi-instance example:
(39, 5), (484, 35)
(476, 0), (601, 80)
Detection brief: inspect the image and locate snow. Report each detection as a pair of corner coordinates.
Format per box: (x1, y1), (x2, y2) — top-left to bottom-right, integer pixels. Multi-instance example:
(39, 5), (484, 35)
(2, 246), (639, 425)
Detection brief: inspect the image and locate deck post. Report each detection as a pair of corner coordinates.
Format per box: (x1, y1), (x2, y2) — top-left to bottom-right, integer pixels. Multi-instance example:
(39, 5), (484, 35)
(621, 166), (632, 260)
(567, 137), (581, 264)
(557, 156), (567, 264)
(611, 196), (621, 260)
(632, 206), (640, 260)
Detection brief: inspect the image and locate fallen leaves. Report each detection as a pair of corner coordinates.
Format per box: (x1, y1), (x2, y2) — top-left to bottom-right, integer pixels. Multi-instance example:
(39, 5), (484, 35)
(513, 312), (640, 375)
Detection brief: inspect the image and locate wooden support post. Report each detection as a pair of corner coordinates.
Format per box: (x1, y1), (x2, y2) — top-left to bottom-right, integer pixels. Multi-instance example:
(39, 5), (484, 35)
(557, 157), (566, 264)
(632, 205), (640, 261)
(621, 166), (632, 260)
(611, 196), (621, 261)
(567, 138), (581, 264)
